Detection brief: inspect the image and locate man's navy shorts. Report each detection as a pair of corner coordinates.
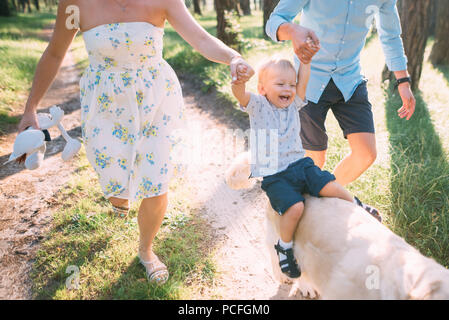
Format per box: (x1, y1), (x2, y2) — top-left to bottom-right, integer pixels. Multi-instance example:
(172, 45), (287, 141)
(261, 157), (336, 215)
(299, 79), (375, 151)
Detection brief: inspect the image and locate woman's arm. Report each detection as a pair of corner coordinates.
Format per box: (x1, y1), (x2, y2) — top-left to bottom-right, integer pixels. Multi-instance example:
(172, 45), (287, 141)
(18, 0), (79, 132)
(164, 0), (253, 83)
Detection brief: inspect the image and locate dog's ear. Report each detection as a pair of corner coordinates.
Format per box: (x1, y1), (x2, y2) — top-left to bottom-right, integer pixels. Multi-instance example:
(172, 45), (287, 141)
(225, 152), (255, 190)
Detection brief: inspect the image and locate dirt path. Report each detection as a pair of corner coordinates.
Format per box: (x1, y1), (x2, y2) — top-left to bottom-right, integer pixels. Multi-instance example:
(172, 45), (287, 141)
(0, 26), (299, 300)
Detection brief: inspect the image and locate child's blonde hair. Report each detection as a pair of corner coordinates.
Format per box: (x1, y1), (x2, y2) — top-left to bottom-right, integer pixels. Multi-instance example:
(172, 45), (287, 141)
(257, 56), (296, 85)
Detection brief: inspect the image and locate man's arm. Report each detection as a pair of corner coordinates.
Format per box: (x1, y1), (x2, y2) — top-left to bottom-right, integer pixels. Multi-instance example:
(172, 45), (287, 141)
(377, 0), (407, 72)
(265, 0), (319, 64)
(377, 0), (415, 120)
(265, 0), (308, 42)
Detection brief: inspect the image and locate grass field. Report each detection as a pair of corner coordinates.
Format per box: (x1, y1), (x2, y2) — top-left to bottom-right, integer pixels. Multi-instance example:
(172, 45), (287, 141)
(1, 8), (448, 299)
(0, 11), (56, 132)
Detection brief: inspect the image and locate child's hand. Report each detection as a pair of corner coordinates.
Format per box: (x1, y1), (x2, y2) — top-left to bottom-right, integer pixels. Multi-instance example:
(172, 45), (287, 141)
(305, 37), (319, 58)
(235, 63), (254, 84)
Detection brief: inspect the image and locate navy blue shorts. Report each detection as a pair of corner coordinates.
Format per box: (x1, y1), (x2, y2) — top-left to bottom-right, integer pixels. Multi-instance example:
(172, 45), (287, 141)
(261, 157), (336, 215)
(299, 79), (375, 151)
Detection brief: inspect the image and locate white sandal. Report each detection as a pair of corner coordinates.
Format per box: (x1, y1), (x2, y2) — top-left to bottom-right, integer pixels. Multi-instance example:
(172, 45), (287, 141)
(138, 253), (169, 285)
(111, 205), (129, 218)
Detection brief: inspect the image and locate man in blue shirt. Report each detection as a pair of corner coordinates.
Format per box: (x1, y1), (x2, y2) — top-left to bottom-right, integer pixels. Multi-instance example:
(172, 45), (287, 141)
(266, 0), (416, 187)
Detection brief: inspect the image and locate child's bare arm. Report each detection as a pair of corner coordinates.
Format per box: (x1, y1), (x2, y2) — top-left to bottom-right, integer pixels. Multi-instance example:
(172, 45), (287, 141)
(232, 82), (251, 107)
(297, 62), (311, 101)
(296, 37), (317, 100)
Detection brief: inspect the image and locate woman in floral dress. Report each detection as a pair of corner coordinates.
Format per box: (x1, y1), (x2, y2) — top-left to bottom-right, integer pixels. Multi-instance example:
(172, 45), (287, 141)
(17, 0), (253, 284)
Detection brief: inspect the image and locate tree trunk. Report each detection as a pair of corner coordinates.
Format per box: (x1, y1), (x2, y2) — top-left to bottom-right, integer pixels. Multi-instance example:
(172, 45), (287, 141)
(0, 0), (11, 16)
(193, 0), (202, 15)
(430, 0), (449, 65)
(18, 0), (25, 12)
(428, 0), (437, 36)
(26, 0), (31, 13)
(240, 0), (251, 15)
(263, 0), (280, 38)
(382, 0), (432, 91)
(32, 0), (38, 11)
(10, 0), (17, 13)
(215, 0), (241, 50)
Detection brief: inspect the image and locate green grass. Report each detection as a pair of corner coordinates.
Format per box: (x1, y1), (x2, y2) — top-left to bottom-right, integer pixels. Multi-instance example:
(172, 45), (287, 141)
(0, 11), (56, 130)
(384, 87), (449, 263)
(31, 147), (217, 299)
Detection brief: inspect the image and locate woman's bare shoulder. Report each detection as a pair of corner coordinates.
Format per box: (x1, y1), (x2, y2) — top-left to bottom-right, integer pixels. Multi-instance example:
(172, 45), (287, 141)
(157, 0), (185, 10)
(57, 0), (80, 7)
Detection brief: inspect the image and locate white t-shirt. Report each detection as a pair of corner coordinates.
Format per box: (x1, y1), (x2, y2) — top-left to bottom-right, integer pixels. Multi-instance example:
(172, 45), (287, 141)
(240, 93), (307, 177)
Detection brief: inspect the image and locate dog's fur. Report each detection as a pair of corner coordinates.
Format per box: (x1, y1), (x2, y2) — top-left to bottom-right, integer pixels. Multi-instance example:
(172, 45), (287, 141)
(226, 152), (449, 299)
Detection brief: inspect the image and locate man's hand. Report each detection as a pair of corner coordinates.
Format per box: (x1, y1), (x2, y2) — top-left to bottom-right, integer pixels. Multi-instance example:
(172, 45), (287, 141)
(282, 23), (320, 64)
(397, 83), (416, 120)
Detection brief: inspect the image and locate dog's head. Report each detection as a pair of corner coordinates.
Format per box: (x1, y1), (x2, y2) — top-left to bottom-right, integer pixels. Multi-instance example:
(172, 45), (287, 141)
(408, 266), (449, 300)
(404, 251), (449, 300)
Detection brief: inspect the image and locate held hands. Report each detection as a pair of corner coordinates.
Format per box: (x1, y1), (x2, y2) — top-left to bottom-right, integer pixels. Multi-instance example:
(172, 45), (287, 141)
(230, 56), (255, 84)
(292, 25), (320, 64)
(397, 83), (416, 120)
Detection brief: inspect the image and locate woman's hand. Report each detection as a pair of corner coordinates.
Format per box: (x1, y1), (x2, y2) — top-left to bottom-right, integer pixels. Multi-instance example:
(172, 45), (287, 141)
(18, 110), (40, 134)
(13, 110), (40, 164)
(230, 56), (254, 84)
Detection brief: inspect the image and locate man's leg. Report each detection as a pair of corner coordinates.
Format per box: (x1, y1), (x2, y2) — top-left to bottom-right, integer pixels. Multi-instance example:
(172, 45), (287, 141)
(305, 149), (326, 169)
(330, 80), (376, 186)
(332, 132), (377, 186)
(300, 80), (340, 169)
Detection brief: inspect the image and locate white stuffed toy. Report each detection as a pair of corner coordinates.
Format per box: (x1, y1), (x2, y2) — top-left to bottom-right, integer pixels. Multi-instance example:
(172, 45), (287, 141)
(3, 105), (81, 170)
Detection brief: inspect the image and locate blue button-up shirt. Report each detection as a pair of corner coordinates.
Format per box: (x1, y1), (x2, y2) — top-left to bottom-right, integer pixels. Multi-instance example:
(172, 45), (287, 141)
(266, 0), (408, 103)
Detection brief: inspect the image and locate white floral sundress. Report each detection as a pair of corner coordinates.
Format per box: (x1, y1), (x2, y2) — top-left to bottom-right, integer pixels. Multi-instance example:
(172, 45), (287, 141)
(80, 22), (184, 206)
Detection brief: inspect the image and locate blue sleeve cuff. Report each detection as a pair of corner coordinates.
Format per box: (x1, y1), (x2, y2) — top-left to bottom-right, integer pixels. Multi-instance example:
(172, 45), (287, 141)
(385, 55), (408, 72)
(266, 15), (288, 42)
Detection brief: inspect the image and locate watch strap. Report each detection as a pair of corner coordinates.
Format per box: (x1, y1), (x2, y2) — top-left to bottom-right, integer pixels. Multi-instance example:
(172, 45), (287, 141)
(396, 76), (411, 88)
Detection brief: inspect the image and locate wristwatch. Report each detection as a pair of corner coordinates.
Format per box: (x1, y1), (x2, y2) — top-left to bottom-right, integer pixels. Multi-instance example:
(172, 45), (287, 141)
(396, 76), (411, 88)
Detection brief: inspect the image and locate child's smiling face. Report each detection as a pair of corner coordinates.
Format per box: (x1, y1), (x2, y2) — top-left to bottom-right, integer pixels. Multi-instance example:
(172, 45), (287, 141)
(258, 66), (297, 109)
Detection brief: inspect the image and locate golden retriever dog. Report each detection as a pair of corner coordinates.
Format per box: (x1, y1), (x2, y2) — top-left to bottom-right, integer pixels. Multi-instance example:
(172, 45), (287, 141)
(225, 152), (449, 299)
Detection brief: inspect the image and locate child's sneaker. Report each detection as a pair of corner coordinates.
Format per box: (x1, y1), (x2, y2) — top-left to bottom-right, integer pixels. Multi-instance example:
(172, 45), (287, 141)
(274, 240), (301, 278)
(354, 196), (382, 223)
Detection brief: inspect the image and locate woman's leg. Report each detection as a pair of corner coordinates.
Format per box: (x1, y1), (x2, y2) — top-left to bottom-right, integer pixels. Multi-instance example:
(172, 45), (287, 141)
(137, 193), (168, 261)
(109, 197), (129, 208)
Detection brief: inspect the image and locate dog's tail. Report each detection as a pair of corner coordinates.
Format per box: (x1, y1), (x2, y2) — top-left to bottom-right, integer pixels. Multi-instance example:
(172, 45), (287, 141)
(225, 152), (256, 190)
